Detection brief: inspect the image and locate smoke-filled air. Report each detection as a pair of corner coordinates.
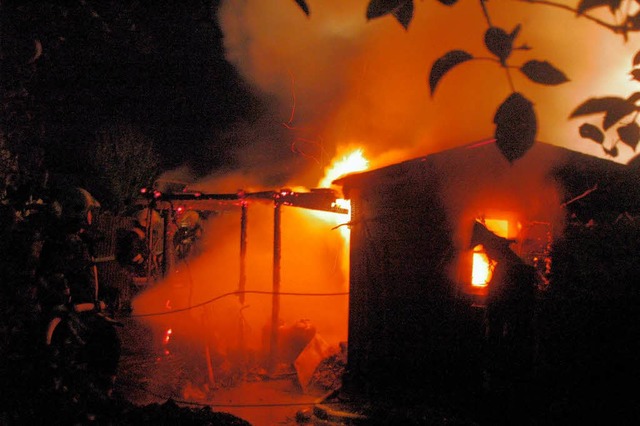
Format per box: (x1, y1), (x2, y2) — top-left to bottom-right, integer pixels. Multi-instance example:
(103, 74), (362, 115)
(219, 0), (640, 171)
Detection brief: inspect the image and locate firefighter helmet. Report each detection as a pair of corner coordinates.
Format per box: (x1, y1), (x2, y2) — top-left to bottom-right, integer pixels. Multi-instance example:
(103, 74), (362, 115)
(177, 210), (200, 229)
(53, 187), (100, 228)
(136, 207), (161, 228)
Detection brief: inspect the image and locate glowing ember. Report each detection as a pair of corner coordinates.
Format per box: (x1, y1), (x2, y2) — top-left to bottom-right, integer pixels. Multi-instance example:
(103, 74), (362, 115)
(163, 328), (172, 345)
(162, 328), (173, 355)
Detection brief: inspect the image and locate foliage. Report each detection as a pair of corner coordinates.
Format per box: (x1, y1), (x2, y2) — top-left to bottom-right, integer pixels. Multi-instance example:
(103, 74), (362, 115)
(367, 0), (416, 29)
(571, 55), (640, 160)
(91, 123), (160, 214)
(493, 92), (538, 163)
(291, 0), (640, 164)
(428, 22), (570, 96)
(397, 0), (570, 162)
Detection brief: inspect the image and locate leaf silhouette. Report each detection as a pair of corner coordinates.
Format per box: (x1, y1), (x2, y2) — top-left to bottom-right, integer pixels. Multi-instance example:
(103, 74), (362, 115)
(628, 92), (640, 104)
(617, 122), (640, 150)
(510, 24), (521, 40)
(631, 69), (640, 82)
(519, 60), (569, 85)
(579, 123), (605, 144)
(493, 93), (537, 163)
(391, 0), (413, 29)
(603, 99), (636, 129)
(294, 0), (310, 16)
(436, 0), (458, 5)
(484, 27), (512, 64)
(429, 50), (473, 96)
(570, 96), (627, 117)
(367, 0), (412, 21)
(634, 50), (640, 66)
(577, 0), (623, 14)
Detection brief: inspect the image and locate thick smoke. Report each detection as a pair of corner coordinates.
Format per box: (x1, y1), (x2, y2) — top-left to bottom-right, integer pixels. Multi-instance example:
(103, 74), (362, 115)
(133, 169), (349, 392)
(215, 0), (639, 254)
(218, 0), (640, 172)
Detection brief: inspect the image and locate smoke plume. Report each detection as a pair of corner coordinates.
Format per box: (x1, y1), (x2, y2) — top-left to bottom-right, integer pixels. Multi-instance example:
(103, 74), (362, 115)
(218, 0), (640, 176)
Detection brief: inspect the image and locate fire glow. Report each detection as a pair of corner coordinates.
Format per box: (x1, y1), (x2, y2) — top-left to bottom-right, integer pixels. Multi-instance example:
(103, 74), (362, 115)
(471, 247), (494, 287)
(314, 148), (369, 240)
(318, 148), (369, 188)
(131, 148), (369, 400)
(471, 219), (509, 287)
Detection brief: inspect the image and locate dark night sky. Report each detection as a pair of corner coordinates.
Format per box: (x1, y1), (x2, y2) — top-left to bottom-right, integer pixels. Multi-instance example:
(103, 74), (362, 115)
(9, 0), (261, 178)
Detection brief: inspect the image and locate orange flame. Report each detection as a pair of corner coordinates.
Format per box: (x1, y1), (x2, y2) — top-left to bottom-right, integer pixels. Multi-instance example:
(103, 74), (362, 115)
(471, 219), (510, 287)
(471, 246), (494, 287)
(313, 148), (369, 241)
(318, 148), (369, 188)
(295, 148), (369, 280)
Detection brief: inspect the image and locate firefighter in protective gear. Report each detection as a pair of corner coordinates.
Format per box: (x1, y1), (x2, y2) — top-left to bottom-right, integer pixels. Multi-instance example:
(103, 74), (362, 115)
(116, 207), (162, 286)
(173, 209), (203, 260)
(38, 187), (101, 308)
(37, 187), (121, 419)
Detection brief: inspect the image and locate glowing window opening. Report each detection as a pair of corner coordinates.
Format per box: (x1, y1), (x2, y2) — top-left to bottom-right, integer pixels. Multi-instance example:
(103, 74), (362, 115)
(472, 245), (494, 287)
(471, 219), (510, 287)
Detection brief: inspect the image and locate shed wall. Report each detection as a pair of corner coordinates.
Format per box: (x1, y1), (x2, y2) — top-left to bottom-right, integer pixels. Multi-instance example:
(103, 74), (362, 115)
(343, 161), (483, 401)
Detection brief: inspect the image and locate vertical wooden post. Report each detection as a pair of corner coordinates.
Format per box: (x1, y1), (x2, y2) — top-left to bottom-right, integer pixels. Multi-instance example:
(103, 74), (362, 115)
(161, 208), (170, 278)
(239, 201), (248, 305)
(145, 207), (154, 282)
(238, 201), (248, 364)
(269, 201), (282, 371)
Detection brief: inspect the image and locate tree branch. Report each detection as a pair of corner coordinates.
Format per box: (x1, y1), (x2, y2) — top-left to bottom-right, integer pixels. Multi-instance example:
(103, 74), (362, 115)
(518, 0), (626, 35)
(480, 0), (493, 27)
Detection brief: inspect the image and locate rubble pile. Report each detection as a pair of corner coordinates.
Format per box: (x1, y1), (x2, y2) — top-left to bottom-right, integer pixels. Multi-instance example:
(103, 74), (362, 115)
(306, 344), (347, 393)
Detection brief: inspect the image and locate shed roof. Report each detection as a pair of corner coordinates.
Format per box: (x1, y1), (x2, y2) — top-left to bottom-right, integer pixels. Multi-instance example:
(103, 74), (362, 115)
(334, 140), (640, 215)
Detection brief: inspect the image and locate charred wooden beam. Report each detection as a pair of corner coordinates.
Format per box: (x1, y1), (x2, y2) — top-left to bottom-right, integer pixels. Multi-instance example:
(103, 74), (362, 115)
(135, 188), (349, 214)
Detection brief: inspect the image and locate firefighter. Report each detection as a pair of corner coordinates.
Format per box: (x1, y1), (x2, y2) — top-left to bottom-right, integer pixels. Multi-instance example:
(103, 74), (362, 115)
(38, 187), (104, 316)
(116, 207), (162, 287)
(37, 186), (121, 419)
(173, 209), (203, 261)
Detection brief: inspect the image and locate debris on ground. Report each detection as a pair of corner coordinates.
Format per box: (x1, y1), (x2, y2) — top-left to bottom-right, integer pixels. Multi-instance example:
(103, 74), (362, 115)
(305, 342), (347, 394)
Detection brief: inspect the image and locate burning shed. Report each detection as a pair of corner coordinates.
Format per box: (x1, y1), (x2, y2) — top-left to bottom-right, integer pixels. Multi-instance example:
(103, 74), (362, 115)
(332, 139), (640, 417)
